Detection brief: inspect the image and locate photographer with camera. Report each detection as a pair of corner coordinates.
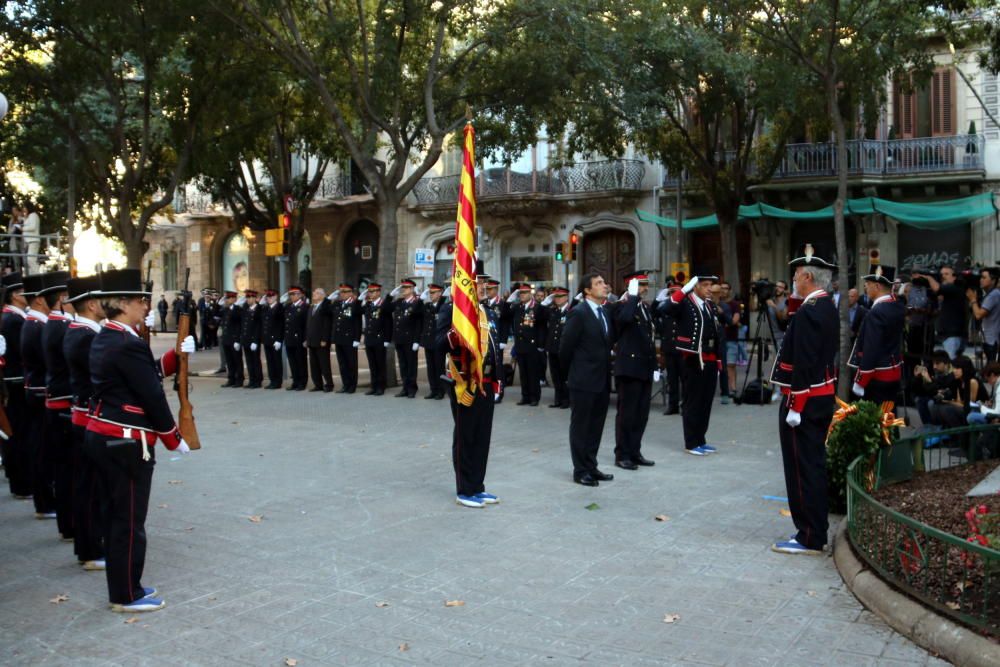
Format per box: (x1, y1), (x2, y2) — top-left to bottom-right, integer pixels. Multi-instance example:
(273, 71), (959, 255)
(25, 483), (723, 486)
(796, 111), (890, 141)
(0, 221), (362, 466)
(905, 270), (937, 362)
(917, 266), (967, 360)
(913, 351), (962, 427)
(764, 280), (788, 350)
(967, 267), (1000, 364)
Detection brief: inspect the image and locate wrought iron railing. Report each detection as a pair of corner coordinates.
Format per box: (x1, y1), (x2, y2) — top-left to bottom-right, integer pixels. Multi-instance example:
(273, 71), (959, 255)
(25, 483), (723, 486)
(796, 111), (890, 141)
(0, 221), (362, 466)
(846, 424), (1000, 635)
(410, 159), (646, 205)
(662, 134), (986, 186)
(172, 186), (221, 214)
(317, 172), (351, 199)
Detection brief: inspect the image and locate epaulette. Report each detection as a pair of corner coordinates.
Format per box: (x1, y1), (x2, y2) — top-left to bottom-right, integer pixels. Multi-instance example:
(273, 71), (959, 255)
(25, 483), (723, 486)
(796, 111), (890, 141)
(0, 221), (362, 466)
(805, 297), (818, 306)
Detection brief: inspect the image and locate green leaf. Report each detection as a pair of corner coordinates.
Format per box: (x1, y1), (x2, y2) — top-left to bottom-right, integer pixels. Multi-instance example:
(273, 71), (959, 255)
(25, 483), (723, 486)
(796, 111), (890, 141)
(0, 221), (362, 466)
(585, 502), (600, 511)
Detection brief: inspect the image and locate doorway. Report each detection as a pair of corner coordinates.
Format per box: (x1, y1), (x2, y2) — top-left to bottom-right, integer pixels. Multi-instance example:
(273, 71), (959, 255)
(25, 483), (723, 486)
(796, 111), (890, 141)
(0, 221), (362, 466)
(581, 228), (636, 293)
(343, 219), (379, 286)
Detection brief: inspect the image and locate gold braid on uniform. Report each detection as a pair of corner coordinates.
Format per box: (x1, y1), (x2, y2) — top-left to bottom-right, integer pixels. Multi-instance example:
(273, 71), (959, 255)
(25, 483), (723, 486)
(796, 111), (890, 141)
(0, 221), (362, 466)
(449, 306), (490, 406)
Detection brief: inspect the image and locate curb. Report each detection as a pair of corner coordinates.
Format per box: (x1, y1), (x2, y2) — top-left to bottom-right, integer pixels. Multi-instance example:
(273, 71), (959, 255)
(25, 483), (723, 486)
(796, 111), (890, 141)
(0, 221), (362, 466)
(833, 522), (1000, 667)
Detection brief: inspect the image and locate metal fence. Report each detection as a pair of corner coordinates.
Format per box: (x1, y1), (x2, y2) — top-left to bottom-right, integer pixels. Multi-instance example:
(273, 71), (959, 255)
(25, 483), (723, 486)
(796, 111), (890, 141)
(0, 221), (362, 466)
(0, 232), (63, 271)
(846, 424), (1000, 635)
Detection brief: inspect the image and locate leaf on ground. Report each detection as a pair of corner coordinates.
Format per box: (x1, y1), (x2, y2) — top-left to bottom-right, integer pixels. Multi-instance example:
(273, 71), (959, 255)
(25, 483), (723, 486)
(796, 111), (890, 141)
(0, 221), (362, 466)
(49, 594), (69, 604)
(585, 503), (600, 511)
(779, 508), (792, 517)
(806, 590), (817, 597)
(654, 514), (670, 522)
(167, 480), (183, 485)
(444, 599), (465, 607)
(248, 515), (263, 523)
(184, 527), (194, 531)
(399, 642), (409, 652)
(418, 444), (428, 449)
(945, 601), (961, 610)
(531, 449), (540, 453)
(124, 617), (139, 624)
(375, 601), (390, 608)
(158, 504), (168, 509)
(663, 613), (680, 624)
(284, 659), (298, 667)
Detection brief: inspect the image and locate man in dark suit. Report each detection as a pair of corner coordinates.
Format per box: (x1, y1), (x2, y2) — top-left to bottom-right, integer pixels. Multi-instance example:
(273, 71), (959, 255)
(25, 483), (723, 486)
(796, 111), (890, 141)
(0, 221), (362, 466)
(262, 289), (285, 389)
(613, 272), (657, 470)
(240, 290), (264, 388)
(332, 283), (362, 393)
(362, 283), (393, 395)
(283, 286), (309, 391)
(848, 287), (867, 346)
(559, 272), (614, 486)
(306, 287), (334, 392)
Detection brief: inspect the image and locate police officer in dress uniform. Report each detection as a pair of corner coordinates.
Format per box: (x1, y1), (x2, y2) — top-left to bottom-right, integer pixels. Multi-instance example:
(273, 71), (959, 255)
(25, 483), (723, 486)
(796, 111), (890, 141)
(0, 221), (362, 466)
(41, 270), (76, 541)
(770, 245), (839, 555)
(613, 272), (657, 470)
(511, 283), (547, 406)
(480, 278), (510, 403)
(541, 287), (572, 409)
(283, 286), (309, 391)
(220, 291), (244, 388)
(306, 287), (334, 392)
(850, 264), (905, 408)
(85, 269), (192, 612)
(240, 290), (263, 388)
(205, 289), (221, 351)
(420, 284), (447, 400)
(1, 272), (32, 500)
(21, 273), (58, 518)
(392, 278), (423, 398)
(658, 273), (723, 456)
(436, 266), (501, 508)
(261, 289), (285, 389)
(63, 275), (107, 571)
(654, 279), (682, 415)
(332, 283), (362, 393)
(363, 283), (392, 395)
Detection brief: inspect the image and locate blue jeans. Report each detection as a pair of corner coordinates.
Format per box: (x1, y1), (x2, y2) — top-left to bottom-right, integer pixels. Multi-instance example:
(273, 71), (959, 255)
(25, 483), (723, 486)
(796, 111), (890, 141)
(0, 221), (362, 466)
(968, 412), (987, 425)
(942, 336), (965, 360)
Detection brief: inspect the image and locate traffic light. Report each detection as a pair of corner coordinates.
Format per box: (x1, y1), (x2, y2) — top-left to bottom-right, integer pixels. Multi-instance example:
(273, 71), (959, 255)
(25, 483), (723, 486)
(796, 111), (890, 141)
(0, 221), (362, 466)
(569, 232), (579, 261)
(265, 225), (288, 257)
(554, 242), (565, 262)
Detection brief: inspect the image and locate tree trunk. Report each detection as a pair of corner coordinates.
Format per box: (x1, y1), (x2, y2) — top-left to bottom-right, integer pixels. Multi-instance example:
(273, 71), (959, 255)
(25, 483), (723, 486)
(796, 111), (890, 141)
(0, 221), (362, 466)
(376, 197), (400, 286)
(125, 237), (146, 270)
(717, 206), (742, 296)
(829, 78), (852, 398)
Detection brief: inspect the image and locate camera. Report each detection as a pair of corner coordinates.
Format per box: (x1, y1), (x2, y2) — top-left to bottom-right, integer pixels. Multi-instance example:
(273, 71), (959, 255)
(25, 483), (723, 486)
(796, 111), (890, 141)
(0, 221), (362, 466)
(751, 278), (775, 304)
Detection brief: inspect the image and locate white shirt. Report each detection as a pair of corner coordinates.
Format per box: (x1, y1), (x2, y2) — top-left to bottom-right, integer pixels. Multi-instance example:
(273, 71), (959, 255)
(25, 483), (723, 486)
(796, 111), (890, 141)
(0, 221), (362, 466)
(26, 308), (48, 323)
(585, 298), (607, 333)
(75, 315), (102, 333)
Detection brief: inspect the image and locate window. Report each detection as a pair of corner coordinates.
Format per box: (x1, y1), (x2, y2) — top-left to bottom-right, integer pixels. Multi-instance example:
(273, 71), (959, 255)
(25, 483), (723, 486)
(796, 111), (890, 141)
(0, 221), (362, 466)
(222, 233), (250, 293)
(983, 71), (999, 140)
(163, 251), (178, 291)
(893, 67), (955, 138)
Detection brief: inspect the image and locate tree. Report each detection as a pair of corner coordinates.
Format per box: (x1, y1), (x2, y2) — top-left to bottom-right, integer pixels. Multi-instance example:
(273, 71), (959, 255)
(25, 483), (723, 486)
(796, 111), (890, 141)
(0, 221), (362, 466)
(749, 0), (937, 394)
(0, 0), (241, 268)
(214, 0), (560, 285)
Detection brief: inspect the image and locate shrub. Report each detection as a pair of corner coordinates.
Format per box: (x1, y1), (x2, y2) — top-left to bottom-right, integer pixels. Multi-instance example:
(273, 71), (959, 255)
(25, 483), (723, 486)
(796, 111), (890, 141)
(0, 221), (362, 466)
(826, 400), (886, 513)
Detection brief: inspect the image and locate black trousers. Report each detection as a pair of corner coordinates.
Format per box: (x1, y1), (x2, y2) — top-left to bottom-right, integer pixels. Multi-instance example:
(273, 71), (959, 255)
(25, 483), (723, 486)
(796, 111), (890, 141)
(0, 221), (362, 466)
(264, 342), (283, 387)
(73, 423), (104, 562)
(46, 408), (75, 538)
(864, 379), (899, 407)
(27, 392), (56, 513)
(308, 345), (333, 390)
(396, 344), (418, 395)
(680, 356), (717, 450)
(615, 377), (652, 461)
(663, 349), (681, 410)
(335, 344), (359, 391)
(547, 352), (569, 406)
(518, 346), (542, 402)
(243, 345), (263, 386)
(985, 343), (999, 365)
(224, 342), (244, 385)
(4, 382), (32, 497)
(449, 384), (495, 496)
(159, 313), (168, 333)
(366, 343), (388, 392)
(89, 431), (154, 605)
(425, 346), (446, 396)
(286, 342), (307, 388)
(569, 387), (610, 475)
(779, 395), (834, 550)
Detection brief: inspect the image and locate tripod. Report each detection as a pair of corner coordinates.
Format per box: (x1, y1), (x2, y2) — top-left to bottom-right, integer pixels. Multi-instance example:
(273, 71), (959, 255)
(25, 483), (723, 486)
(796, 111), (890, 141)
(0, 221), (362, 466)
(739, 302), (779, 404)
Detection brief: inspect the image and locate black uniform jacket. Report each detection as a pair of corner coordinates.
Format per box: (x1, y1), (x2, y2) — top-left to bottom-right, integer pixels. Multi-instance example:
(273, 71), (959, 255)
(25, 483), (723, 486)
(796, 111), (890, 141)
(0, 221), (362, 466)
(658, 291), (722, 362)
(391, 297), (423, 346)
(481, 296), (511, 345)
(363, 297), (393, 345)
(21, 310), (48, 393)
(613, 295), (656, 380)
(559, 300), (613, 393)
(1, 305), (27, 381)
(283, 298), (308, 347)
(434, 302), (500, 389)
(332, 297), (363, 346)
(848, 294), (906, 390)
(543, 303), (571, 354)
(511, 300), (547, 349)
(43, 312), (73, 402)
(262, 302), (285, 345)
(220, 304), (242, 345)
(420, 299), (445, 348)
(64, 318), (100, 422)
(769, 289), (839, 412)
(240, 304), (263, 347)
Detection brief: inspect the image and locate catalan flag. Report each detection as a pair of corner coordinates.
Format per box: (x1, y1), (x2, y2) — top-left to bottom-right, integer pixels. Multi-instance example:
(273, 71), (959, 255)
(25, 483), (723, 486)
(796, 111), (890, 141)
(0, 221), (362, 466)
(449, 122), (486, 405)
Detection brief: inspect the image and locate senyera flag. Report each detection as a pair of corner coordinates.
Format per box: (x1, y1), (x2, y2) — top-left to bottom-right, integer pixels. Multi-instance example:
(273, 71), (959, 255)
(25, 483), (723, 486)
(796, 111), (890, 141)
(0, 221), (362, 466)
(449, 121), (486, 405)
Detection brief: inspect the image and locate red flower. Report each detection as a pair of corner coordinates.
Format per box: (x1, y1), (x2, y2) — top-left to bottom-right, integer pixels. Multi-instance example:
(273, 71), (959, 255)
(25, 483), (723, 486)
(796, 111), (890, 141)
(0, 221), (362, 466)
(977, 505), (989, 515)
(977, 535), (989, 546)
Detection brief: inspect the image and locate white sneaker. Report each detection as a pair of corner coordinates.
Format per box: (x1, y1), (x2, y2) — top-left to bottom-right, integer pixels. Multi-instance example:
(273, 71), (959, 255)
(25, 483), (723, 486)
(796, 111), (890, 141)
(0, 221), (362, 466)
(82, 559), (106, 571)
(111, 596), (165, 613)
(456, 495), (486, 508)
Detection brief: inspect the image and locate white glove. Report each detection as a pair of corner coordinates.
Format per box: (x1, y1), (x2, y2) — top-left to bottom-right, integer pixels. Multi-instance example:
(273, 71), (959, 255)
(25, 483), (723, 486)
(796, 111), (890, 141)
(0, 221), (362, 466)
(537, 347), (545, 353)
(655, 288), (670, 302)
(234, 342), (241, 351)
(442, 286), (451, 299)
(176, 439), (191, 454)
(852, 382), (865, 397)
(0, 334), (6, 356)
(785, 410), (802, 428)
(506, 291), (519, 304)
(606, 293), (618, 304)
(144, 313), (155, 327)
(358, 288), (369, 301)
(352, 341), (360, 348)
(384, 341), (391, 348)
(180, 335), (195, 354)
(499, 343), (506, 350)
(682, 276), (699, 294)
(273, 341), (282, 351)
(541, 294), (554, 307)
(280, 292), (289, 304)
(236, 297), (246, 307)
(420, 288), (430, 303)
(412, 342), (420, 351)
(390, 286), (402, 298)
(628, 278), (639, 297)
(574, 292), (583, 302)
(250, 343), (258, 351)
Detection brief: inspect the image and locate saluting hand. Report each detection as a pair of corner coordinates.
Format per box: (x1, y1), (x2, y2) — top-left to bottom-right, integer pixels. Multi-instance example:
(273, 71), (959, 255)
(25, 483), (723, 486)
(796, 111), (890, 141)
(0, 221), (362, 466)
(273, 341), (282, 351)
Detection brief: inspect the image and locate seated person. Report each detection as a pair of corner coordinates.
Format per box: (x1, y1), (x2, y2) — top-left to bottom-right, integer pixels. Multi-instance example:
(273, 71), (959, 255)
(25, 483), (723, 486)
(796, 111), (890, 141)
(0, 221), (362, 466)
(968, 362), (1000, 425)
(912, 350), (960, 427)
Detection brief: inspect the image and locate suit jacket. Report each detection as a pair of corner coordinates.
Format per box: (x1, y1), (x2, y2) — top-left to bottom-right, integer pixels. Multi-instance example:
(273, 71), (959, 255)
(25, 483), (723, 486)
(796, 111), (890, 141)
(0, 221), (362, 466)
(305, 300), (333, 347)
(559, 300), (613, 393)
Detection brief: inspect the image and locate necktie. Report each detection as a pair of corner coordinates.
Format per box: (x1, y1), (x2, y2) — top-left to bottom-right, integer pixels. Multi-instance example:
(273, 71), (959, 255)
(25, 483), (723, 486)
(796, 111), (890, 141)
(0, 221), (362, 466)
(597, 305), (608, 335)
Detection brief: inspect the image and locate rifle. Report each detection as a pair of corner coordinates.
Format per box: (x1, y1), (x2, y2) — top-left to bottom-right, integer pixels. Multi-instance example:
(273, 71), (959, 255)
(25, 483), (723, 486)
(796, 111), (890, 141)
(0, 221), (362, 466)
(174, 267), (201, 450)
(139, 260), (153, 343)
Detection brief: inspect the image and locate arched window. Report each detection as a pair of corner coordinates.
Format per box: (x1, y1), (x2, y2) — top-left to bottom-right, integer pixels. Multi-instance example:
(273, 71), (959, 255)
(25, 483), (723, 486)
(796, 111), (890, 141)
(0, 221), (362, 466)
(222, 232), (250, 293)
(297, 230), (312, 272)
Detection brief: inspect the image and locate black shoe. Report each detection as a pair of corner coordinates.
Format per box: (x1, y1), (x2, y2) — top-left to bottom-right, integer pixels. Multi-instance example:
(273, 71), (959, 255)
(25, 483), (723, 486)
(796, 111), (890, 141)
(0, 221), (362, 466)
(574, 473), (599, 487)
(286, 386), (297, 391)
(614, 460), (638, 471)
(309, 387), (323, 392)
(364, 389), (377, 396)
(221, 382), (234, 388)
(560, 403), (571, 409)
(395, 390), (409, 398)
(374, 390), (384, 396)
(516, 399), (531, 406)
(247, 383), (262, 389)
(266, 384), (280, 390)
(336, 388), (349, 394)
(548, 403), (562, 408)
(529, 401), (539, 406)
(424, 394), (437, 399)
(634, 454), (655, 467)
(434, 393), (445, 400)
(294, 386), (305, 391)
(344, 389), (355, 394)
(407, 393), (416, 399)
(592, 469), (614, 481)
(664, 406), (679, 416)
(323, 387), (334, 393)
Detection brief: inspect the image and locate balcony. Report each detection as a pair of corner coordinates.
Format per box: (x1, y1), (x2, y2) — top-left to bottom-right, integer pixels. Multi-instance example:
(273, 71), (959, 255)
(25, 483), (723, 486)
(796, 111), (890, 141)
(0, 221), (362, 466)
(662, 134), (986, 187)
(410, 159), (646, 207)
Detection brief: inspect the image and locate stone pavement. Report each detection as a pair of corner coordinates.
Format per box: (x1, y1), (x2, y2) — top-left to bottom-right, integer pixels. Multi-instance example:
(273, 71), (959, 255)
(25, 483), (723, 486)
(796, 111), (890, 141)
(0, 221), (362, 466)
(0, 347), (950, 666)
